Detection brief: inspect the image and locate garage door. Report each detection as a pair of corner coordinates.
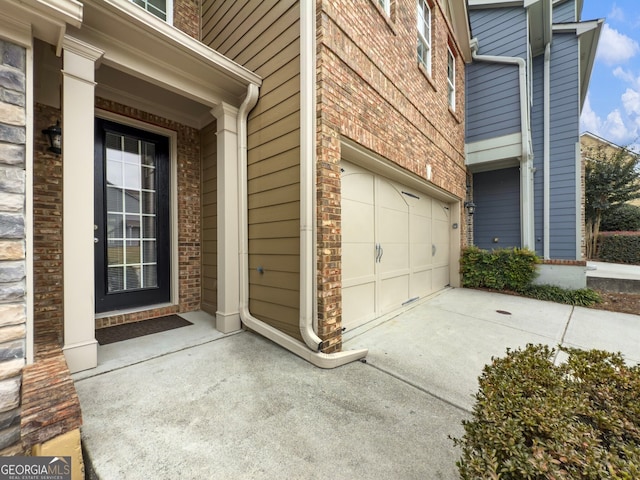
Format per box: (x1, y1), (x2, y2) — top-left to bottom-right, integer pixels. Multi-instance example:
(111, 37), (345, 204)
(341, 161), (450, 331)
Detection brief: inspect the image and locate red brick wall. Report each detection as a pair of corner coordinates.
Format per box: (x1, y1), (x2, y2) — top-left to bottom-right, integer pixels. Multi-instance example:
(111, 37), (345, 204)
(33, 104), (64, 352)
(173, 0), (200, 40)
(316, 0), (468, 351)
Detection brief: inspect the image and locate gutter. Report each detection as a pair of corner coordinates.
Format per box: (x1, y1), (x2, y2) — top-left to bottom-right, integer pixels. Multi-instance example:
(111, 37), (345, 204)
(236, 2), (367, 368)
(470, 38), (535, 250)
(543, 42), (550, 259)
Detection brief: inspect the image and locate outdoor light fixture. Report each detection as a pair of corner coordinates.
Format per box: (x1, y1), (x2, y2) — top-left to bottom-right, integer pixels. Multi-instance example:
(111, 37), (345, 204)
(42, 120), (62, 154)
(464, 201), (476, 215)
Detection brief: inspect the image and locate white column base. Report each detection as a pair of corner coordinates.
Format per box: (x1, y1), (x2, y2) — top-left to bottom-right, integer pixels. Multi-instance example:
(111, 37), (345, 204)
(215, 311), (241, 333)
(63, 339), (98, 374)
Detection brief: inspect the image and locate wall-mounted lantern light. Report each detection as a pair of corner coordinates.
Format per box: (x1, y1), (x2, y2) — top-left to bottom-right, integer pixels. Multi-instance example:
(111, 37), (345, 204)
(464, 201), (476, 216)
(42, 120), (62, 155)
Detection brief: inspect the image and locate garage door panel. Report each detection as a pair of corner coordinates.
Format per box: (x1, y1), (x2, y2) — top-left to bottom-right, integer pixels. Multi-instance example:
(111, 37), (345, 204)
(342, 199), (374, 242)
(342, 243), (375, 283)
(380, 274), (410, 313)
(378, 244), (409, 274)
(411, 269), (432, 298)
(340, 160), (451, 331)
(342, 283), (376, 330)
(342, 171), (374, 203)
(433, 265), (450, 290)
(378, 207), (409, 244)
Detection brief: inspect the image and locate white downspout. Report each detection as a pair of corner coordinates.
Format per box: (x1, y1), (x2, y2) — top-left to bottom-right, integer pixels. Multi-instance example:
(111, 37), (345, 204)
(470, 38), (535, 250)
(237, 1), (367, 368)
(543, 42), (551, 259)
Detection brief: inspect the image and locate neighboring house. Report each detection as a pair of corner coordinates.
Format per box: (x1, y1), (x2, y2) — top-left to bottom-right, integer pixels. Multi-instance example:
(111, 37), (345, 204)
(464, 0), (602, 287)
(0, 0), (472, 467)
(581, 132), (640, 208)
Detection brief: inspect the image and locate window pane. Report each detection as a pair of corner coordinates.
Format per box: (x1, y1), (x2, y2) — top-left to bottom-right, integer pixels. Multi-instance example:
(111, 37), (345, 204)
(126, 241), (141, 264)
(125, 215), (141, 239)
(107, 240), (124, 266)
(143, 240), (157, 263)
(107, 186), (123, 212)
(107, 214), (123, 239)
(141, 166), (155, 190)
(142, 216), (156, 239)
(143, 265), (158, 288)
(141, 191), (156, 214)
(124, 190), (141, 213)
(126, 266), (141, 290)
(124, 163), (141, 189)
(108, 266), (124, 292)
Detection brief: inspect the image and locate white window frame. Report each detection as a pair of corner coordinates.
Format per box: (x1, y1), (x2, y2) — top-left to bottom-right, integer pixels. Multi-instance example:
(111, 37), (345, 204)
(417, 0), (432, 75)
(447, 46), (456, 110)
(378, 0), (391, 16)
(131, 0), (174, 24)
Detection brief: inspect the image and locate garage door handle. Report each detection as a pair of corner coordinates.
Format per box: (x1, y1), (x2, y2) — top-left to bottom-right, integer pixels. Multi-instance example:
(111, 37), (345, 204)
(375, 243), (384, 263)
(379, 245), (384, 262)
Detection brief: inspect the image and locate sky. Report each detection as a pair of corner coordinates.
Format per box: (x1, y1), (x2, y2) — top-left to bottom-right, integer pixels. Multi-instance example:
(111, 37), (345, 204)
(580, 1), (640, 152)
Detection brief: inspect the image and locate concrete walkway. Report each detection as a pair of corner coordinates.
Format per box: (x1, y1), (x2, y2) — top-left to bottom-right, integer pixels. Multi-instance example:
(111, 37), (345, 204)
(75, 288), (640, 479)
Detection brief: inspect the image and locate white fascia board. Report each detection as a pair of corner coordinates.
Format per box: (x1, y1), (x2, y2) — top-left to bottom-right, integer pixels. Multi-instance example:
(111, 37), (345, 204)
(469, 0), (524, 8)
(78, 0), (261, 106)
(466, 132), (523, 165)
(448, 0), (472, 62)
(31, 0), (83, 25)
(552, 20), (599, 36)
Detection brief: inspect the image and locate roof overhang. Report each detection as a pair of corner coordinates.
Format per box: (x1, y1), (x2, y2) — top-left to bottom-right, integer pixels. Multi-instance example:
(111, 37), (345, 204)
(3, 0), (82, 51)
(69, 0), (261, 109)
(527, 0), (552, 56)
(447, 0), (472, 62)
(553, 19), (603, 110)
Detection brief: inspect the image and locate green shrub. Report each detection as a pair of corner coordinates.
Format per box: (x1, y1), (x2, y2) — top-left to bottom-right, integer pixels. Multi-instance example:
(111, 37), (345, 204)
(453, 344), (640, 479)
(518, 284), (602, 306)
(598, 232), (640, 265)
(601, 204), (640, 232)
(460, 247), (539, 291)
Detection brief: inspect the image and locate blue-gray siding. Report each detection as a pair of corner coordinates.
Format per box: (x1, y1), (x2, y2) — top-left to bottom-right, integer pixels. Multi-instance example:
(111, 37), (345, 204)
(553, 0), (576, 23)
(531, 55), (544, 256)
(466, 8), (527, 143)
(549, 33), (579, 259)
(473, 167), (521, 250)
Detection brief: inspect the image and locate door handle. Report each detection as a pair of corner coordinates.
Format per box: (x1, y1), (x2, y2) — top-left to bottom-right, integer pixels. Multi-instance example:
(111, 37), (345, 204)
(379, 245), (384, 262)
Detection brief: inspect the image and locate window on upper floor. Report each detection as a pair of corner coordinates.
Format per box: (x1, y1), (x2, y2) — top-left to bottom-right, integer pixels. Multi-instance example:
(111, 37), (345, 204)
(131, 0), (173, 23)
(378, 0), (391, 16)
(417, 0), (432, 75)
(447, 46), (455, 110)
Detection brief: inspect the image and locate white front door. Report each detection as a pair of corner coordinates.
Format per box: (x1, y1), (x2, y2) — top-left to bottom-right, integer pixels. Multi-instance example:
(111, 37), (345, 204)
(341, 161), (450, 331)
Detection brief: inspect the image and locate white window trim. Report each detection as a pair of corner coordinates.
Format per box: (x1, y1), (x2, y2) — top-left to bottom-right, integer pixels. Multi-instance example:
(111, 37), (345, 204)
(379, 0), (391, 16)
(447, 46), (456, 110)
(417, 0), (432, 75)
(131, 0), (174, 25)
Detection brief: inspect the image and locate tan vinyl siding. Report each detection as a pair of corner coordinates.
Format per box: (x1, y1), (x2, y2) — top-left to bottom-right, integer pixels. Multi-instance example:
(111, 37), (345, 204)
(201, 121), (217, 316)
(202, 0), (301, 339)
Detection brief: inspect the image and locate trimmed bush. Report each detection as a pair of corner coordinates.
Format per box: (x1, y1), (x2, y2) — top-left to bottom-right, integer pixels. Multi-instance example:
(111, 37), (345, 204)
(460, 247), (539, 291)
(598, 232), (640, 265)
(518, 284), (602, 306)
(453, 344), (640, 479)
(601, 204), (640, 232)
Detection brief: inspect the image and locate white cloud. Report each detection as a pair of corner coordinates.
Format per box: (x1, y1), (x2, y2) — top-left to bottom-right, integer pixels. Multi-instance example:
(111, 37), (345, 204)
(608, 4), (625, 22)
(622, 88), (640, 116)
(580, 94), (602, 134)
(613, 67), (640, 90)
(602, 109), (631, 143)
(596, 24), (640, 66)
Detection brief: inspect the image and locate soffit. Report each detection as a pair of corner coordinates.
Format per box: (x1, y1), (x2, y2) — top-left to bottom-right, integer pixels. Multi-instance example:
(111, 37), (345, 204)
(72, 0), (261, 108)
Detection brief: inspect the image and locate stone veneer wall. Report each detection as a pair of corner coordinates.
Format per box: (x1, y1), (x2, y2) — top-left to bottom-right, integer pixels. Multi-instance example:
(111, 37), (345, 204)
(0, 38), (27, 454)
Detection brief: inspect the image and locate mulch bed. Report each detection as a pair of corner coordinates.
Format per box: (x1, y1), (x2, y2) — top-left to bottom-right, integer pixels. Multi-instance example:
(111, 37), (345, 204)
(95, 315), (193, 345)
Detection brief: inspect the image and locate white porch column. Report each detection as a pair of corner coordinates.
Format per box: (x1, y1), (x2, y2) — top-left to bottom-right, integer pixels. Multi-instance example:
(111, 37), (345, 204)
(212, 103), (241, 333)
(62, 36), (103, 373)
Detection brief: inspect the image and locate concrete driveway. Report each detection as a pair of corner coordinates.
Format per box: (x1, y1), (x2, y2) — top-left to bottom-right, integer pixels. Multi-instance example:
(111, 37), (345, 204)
(75, 288), (640, 480)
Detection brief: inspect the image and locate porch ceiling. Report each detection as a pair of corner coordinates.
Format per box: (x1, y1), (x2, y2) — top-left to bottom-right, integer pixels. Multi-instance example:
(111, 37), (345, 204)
(68, 0), (261, 112)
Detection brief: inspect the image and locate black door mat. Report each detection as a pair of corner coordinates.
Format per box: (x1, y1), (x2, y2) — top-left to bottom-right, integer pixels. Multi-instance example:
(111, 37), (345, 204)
(95, 315), (193, 345)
